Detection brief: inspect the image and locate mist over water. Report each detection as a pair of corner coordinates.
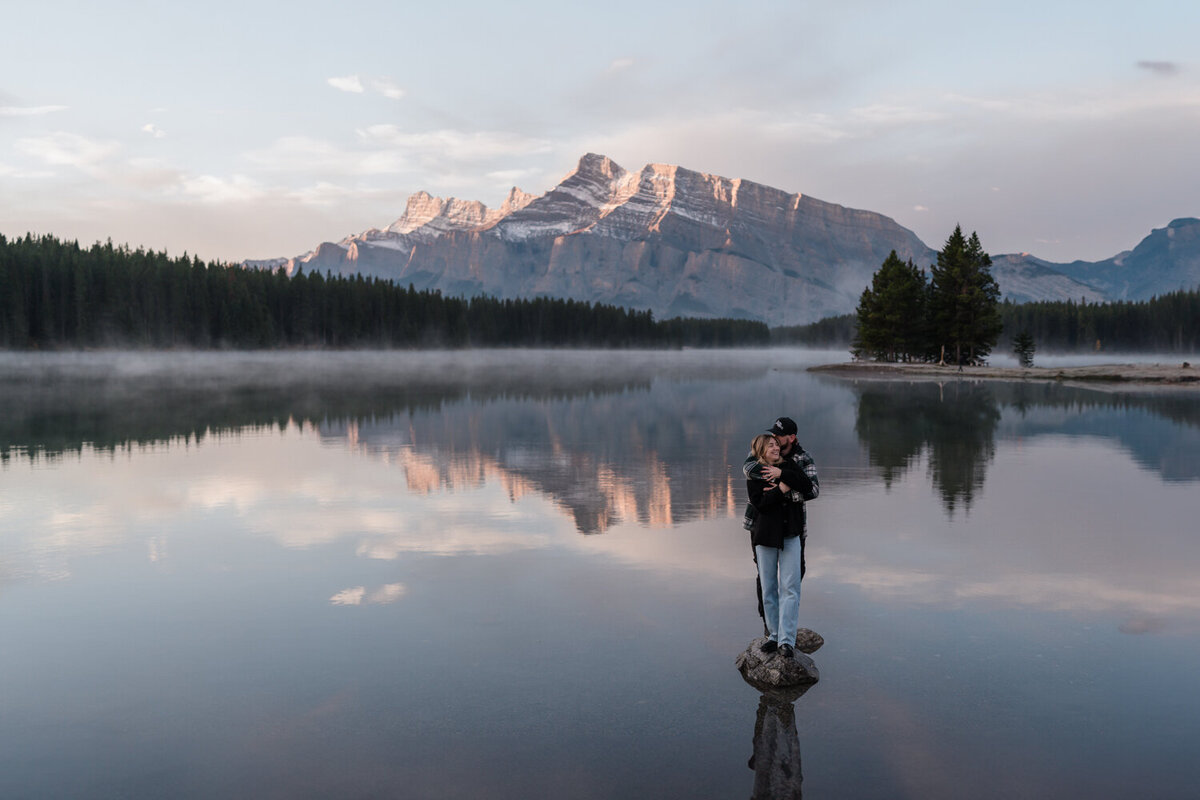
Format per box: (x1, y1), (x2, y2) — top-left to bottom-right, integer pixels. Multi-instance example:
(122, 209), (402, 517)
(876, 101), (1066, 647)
(2, 350), (1198, 798)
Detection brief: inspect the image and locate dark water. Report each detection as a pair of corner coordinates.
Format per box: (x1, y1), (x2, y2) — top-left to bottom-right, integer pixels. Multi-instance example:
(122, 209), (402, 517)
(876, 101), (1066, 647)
(2, 351), (1198, 799)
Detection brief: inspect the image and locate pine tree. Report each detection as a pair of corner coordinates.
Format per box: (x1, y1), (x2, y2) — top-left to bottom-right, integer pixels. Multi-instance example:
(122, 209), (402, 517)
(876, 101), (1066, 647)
(928, 226), (1002, 365)
(853, 251), (928, 361)
(1012, 330), (1035, 368)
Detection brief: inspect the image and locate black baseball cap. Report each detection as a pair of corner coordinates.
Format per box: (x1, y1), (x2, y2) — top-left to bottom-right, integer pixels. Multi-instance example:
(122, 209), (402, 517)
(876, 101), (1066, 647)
(767, 417), (797, 436)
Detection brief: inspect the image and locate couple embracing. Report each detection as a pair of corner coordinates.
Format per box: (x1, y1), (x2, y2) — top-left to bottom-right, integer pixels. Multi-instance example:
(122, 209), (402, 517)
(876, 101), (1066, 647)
(742, 417), (819, 660)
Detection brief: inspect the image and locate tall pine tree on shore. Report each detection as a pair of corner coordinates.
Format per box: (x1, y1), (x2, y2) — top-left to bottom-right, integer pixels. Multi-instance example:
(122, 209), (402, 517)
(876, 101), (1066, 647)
(928, 226), (1002, 365)
(853, 250), (928, 362)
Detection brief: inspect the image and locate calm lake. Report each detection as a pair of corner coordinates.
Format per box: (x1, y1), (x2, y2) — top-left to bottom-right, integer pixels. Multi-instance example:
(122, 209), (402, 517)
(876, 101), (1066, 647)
(2, 350), (1198, 799)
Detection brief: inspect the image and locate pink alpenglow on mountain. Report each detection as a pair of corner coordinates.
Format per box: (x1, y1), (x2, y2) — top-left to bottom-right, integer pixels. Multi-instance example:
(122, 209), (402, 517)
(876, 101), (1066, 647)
(245, 154), (1121, 326)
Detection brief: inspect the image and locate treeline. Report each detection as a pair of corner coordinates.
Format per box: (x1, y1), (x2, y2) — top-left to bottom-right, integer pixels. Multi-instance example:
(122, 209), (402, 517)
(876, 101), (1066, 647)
(771, 314), (856, 347)
(999, 291), (1200, 353)
(771, 289), (1200, 355)
(0, 233), (768, 349)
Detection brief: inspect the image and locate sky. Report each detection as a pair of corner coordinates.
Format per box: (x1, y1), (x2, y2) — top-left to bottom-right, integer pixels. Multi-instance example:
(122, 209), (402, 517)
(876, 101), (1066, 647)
(2, 0), (1198, 264)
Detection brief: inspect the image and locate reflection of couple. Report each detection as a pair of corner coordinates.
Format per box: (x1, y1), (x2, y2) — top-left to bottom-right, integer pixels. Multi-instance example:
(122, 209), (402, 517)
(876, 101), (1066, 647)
(742, 417), (819, 659)
(748, 688), (808, 800)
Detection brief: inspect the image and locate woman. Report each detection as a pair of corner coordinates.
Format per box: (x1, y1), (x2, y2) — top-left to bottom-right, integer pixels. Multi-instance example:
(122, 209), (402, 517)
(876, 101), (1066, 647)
(746, 433), (810, 659)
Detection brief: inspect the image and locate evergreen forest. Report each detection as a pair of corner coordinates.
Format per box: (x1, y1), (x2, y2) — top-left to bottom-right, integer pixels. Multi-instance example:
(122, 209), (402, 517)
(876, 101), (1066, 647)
(776, 225), (1199, 358)
(0, 234), (768, 349)
(851, 226), (1002, 364)
(775, 287), (1200, 355)
(997, 293), (1200, 354)
(4, 231), (1195, 355)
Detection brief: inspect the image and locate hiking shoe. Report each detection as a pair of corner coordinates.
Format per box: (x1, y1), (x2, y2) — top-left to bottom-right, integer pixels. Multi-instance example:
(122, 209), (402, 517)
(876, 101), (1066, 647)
(760, 639), (778, 654)
(779, 644), (794, 659)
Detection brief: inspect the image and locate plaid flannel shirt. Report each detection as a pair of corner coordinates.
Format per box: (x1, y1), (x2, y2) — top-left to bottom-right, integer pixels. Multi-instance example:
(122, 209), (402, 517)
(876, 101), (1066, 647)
(741, 445), (819, 531)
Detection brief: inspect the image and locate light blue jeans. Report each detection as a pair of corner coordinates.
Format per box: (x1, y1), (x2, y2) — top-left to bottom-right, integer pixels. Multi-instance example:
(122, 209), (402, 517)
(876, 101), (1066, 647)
(756, 536), (803, 647)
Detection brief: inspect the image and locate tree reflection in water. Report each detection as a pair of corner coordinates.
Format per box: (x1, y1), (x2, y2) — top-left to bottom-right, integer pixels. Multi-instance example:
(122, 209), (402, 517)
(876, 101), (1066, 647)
(849, 376), (1200, 511)
(854, 381), (1000, 512)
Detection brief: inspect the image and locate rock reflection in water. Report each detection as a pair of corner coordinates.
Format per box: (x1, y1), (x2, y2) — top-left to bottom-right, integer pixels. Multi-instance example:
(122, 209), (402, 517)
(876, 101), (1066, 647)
(747, 684), (812, 800)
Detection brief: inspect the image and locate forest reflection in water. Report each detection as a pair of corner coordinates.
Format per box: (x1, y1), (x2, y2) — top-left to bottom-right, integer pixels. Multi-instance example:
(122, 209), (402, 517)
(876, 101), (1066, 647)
(847, 376), (1200, 512)
(3, 352), (1198, 528)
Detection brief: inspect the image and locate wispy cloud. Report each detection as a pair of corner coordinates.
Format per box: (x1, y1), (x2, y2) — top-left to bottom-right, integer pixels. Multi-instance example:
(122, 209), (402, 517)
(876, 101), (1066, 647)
(16, 132), (119, 173)
(328, 74), (407, 99)
(330, 583), (407, 606)
(141, 123), (166, 138)
(370, 78), (405, 99)
(486, 168), (540, 185)
(245, 135), (407, 176)
(121, 157), (185, 190)
(357, 125), (554, 160)
(850, 103), (944, 125)
(0, 104), (68, 117)
(1137, 60), (1180, 76)
(286, 181), (383, 207)
(607, 57), (635, 73)
(179, 174), (267, 204)
(327, 74), (365, 93)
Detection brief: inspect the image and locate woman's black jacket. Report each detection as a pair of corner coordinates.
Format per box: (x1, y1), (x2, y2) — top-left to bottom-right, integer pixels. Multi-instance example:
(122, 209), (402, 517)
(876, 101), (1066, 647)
(746, 462), (808, 549)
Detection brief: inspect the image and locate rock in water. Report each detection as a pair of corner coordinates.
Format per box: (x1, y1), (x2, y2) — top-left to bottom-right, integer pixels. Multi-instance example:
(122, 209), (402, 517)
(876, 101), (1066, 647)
(794, 628), (824, 654)
(737, 636), (820, 693)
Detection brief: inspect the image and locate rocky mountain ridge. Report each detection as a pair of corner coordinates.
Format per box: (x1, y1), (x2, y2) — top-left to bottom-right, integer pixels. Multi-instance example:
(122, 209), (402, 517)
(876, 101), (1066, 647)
(244, 154), (1195, 325)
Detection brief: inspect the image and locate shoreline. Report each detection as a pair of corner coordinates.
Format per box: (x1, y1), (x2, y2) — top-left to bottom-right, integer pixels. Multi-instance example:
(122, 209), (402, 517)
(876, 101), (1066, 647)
(808, 360), (1200, 388)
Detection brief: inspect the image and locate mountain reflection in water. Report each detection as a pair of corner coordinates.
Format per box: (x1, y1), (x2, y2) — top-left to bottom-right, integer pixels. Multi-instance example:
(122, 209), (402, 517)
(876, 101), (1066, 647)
(4, 353), (1199, 533)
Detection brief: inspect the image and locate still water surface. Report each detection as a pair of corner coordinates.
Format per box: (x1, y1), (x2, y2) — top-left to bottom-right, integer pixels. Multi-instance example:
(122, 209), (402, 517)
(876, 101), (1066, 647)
(2, 350), (1198, 799)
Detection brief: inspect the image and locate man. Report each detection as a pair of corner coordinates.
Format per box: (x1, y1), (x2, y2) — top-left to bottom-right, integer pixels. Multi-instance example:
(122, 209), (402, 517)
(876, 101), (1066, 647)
(742, 417), (819, 636)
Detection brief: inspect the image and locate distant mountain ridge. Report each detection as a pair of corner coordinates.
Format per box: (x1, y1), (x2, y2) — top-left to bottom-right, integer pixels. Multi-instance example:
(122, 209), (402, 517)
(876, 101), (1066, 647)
(244, 154), (1198, 325)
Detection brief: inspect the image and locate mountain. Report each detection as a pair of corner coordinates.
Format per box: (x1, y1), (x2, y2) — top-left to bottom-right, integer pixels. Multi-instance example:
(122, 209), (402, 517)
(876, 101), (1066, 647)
(1050, 218), (1200, 300)
(988, 253), (1107, 304)
(245, 154), (1184, 325)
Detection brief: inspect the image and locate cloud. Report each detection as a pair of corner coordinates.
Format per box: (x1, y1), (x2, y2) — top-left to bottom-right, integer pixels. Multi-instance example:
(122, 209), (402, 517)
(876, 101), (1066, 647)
(357, 125), (553, 161)
(179, 173), (267, 204)
(327, 74), (365, 93)
(0, 161), (55, 179)
(913, 205), (929, 212)
(370, 78), (405, 99)
(608, 57), (635, 73)
(328, 583), (407, 606)
(240, 127), (555, 193)
(141, 123), (166, 138)
(122, 157), (185, 190)
(850, 103), (944, 125)
(486, 168), (540, 185)
(245, 135), (408, 176)
(15, 132), (119, 173)
(329, 74), (405, 99)
(1137, 60), (1180, 76)
(286, 181), (386, 207)
(0, 105), (68, 117)
(330, 586), (365, 605)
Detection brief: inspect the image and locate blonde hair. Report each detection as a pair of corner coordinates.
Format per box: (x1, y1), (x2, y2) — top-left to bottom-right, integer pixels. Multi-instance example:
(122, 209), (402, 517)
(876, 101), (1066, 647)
(751, 434), (778, 465)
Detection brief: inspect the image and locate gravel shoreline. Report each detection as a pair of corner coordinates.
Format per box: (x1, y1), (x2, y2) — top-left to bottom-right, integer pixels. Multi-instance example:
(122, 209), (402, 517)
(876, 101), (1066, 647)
(809, 361), (1200, 387)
